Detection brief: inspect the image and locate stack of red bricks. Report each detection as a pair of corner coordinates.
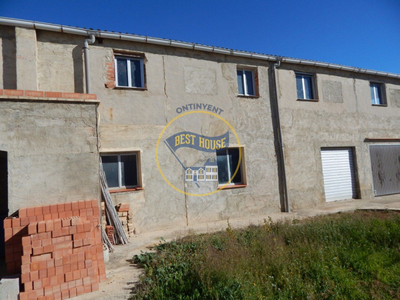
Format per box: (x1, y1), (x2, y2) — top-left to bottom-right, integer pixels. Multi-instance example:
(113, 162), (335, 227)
(115, 203), (134, 237)
(105, 226), (115, 245)
(3, 199), (106, 300)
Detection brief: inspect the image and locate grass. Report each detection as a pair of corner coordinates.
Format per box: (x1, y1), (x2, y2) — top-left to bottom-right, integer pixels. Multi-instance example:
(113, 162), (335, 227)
(131, 210), (400, 299)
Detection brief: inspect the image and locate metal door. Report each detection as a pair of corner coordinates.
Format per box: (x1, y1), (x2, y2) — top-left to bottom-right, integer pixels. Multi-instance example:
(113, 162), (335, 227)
(370, 145), (400, 196)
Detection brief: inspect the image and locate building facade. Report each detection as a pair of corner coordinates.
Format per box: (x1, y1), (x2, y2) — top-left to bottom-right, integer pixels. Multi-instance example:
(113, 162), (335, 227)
(1, 17), (400, 234)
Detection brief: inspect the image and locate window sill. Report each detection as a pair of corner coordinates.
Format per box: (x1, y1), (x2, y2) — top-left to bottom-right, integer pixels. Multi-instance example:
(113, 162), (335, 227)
(109, 187), (144, 193)
(238, 94), (259, 99)
(296, 98), (319, 102)
(218, 184), (247, 190)
(372, 104), (387, 107)
(113, 86), (147, 91)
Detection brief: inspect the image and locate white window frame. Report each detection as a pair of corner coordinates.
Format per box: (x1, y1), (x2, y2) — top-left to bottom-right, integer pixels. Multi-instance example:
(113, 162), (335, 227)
(114, 56), (145, 88)
(217, 148), (244, 186)
(296, 72), (315, 100)
(237, 69), (256, 96)
(370, 82), (385, 105)
(101, 153), (140, 189)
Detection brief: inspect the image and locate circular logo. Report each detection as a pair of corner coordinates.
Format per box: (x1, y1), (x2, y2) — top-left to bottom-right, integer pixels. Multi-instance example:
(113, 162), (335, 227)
(156, 110), (241, 196)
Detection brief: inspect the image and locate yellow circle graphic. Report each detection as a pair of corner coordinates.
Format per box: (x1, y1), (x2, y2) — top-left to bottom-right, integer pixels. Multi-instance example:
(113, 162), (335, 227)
(156, 110), (241, 196)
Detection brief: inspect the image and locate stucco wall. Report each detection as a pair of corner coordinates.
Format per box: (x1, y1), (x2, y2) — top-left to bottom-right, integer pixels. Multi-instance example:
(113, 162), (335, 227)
(3, 25), (400, 233)
(89, 42), (281, 232)
(0, 100), (99, 214)
(276, 66), (400, 209)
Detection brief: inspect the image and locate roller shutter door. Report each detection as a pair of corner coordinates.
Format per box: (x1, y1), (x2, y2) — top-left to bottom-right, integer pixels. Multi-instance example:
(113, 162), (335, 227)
(321, 148), (357, 202)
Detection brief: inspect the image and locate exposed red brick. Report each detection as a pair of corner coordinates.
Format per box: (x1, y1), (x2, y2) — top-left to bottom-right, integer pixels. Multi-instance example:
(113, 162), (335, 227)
(24, 281), (33, 292)
(71, 217), (82, 226)
(31, 253), (51, 263)
(42, 205), (50, 215)
(38, 221), (46, 233)
(64, 202), (72, 212)
(44, 286), (53, 296)
(33, 279), (43, 290)
(76, 285), (84, 296)
(81, 93), (97, 100)
(20, 217), (30, 227)
(63, 92), (82, 99)
(53, 219), (62, 231)
(61, 218), (71, 228)
(21, 272), (30, 284)
(19, 291), (29, 300)
(4, 89), (24, 96)
(34, 206), (43, 216)
(45, 91), (62, 98)
(12, 218), (20, 228)
(28, 216), (38, 223)
(39, 269), (48, 279)
(3, 218), (12, 228)
(19, 208), (27, 218)
(32, 247), (44, 256)
(28, 223), (38, 235)
(47, 267), (56, 277)
(69, 287), (77, 298)
(21, 255), (30, 265)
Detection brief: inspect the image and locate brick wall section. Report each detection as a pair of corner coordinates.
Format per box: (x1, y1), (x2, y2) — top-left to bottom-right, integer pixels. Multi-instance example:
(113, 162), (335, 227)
(3, 199), (106, 300)
(105, 62), (115, 89)
(0, 89), (97, 100)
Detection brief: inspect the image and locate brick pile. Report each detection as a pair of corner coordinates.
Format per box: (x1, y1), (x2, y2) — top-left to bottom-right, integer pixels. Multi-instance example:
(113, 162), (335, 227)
(115, 203), (134, 237)
(3, 199), (106, 300)
(105, 226), (115, 245)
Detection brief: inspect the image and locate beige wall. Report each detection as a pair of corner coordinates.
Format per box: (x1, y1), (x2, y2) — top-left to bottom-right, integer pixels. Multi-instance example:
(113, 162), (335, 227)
(276, 66), (400, 209)
(0, 100), (99, 214)
(2, 25), (400, 232)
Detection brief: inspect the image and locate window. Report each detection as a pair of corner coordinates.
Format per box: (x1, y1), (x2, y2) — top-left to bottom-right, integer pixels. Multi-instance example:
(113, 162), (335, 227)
(237, 69), (256, 96)
(370, 82), (385, 105)
(115, 56), (145, 88)
(101, 153), (140, 189)
(216, 148), (245, 186)
(296, 73), (315, 100)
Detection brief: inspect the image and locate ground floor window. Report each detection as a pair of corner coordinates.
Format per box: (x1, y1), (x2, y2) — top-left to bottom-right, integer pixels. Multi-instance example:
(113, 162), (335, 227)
(216, 148), (245, 185)
(101, 153), (140, 189)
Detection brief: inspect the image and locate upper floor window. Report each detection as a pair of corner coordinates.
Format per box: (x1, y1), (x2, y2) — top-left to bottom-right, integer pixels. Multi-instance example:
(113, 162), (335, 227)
(101, 152), (141, 189)
(115, 56), (145, 88)
(237, 69), (256, 96)
(296, 73), (315, 100)
(370, 82), (385, 105)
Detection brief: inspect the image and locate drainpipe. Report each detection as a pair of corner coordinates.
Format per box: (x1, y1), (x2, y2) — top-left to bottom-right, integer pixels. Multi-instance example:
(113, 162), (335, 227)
(83, 34), (95, 93)
(272, 59), (290, 212)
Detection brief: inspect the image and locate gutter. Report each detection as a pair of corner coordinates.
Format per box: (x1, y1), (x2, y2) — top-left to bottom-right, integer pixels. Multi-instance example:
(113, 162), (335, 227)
(271, 59), (289, 212)
(1, 17), (399, 80)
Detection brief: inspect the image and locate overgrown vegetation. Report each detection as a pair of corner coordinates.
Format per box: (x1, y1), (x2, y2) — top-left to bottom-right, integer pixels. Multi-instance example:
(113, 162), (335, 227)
(132, 211), (400, 299)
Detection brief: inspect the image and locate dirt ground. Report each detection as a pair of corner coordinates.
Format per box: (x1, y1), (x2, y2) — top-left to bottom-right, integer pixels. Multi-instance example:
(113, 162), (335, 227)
(73, 197), (400, 299)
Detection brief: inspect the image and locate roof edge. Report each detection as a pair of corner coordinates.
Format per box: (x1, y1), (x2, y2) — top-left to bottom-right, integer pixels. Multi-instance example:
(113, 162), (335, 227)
(1, 17), (399, 80)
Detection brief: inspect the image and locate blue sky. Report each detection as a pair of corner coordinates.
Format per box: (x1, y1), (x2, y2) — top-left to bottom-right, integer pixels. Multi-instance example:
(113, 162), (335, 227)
(1, 0), (400, 74)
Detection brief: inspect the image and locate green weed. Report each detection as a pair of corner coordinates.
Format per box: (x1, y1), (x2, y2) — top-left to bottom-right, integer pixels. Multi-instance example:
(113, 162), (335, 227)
(132, 210), (400, 299)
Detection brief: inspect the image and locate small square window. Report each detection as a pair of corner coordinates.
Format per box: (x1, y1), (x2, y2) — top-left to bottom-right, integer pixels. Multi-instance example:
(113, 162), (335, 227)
(101, 153), (141, 189)
(370, 82), (385, 105)
(237, 69), (257, 96)
(296, 73), (315, 100)
(115, 56), (145, 88)
(216, 148), (245, 185)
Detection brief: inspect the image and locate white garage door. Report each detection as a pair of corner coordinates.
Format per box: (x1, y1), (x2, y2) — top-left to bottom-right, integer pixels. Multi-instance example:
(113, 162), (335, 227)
(321, 148), (357, 202)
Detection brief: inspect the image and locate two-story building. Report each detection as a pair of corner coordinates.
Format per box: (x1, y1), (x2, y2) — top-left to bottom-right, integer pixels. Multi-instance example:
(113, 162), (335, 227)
(1, 17), (400, 236)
